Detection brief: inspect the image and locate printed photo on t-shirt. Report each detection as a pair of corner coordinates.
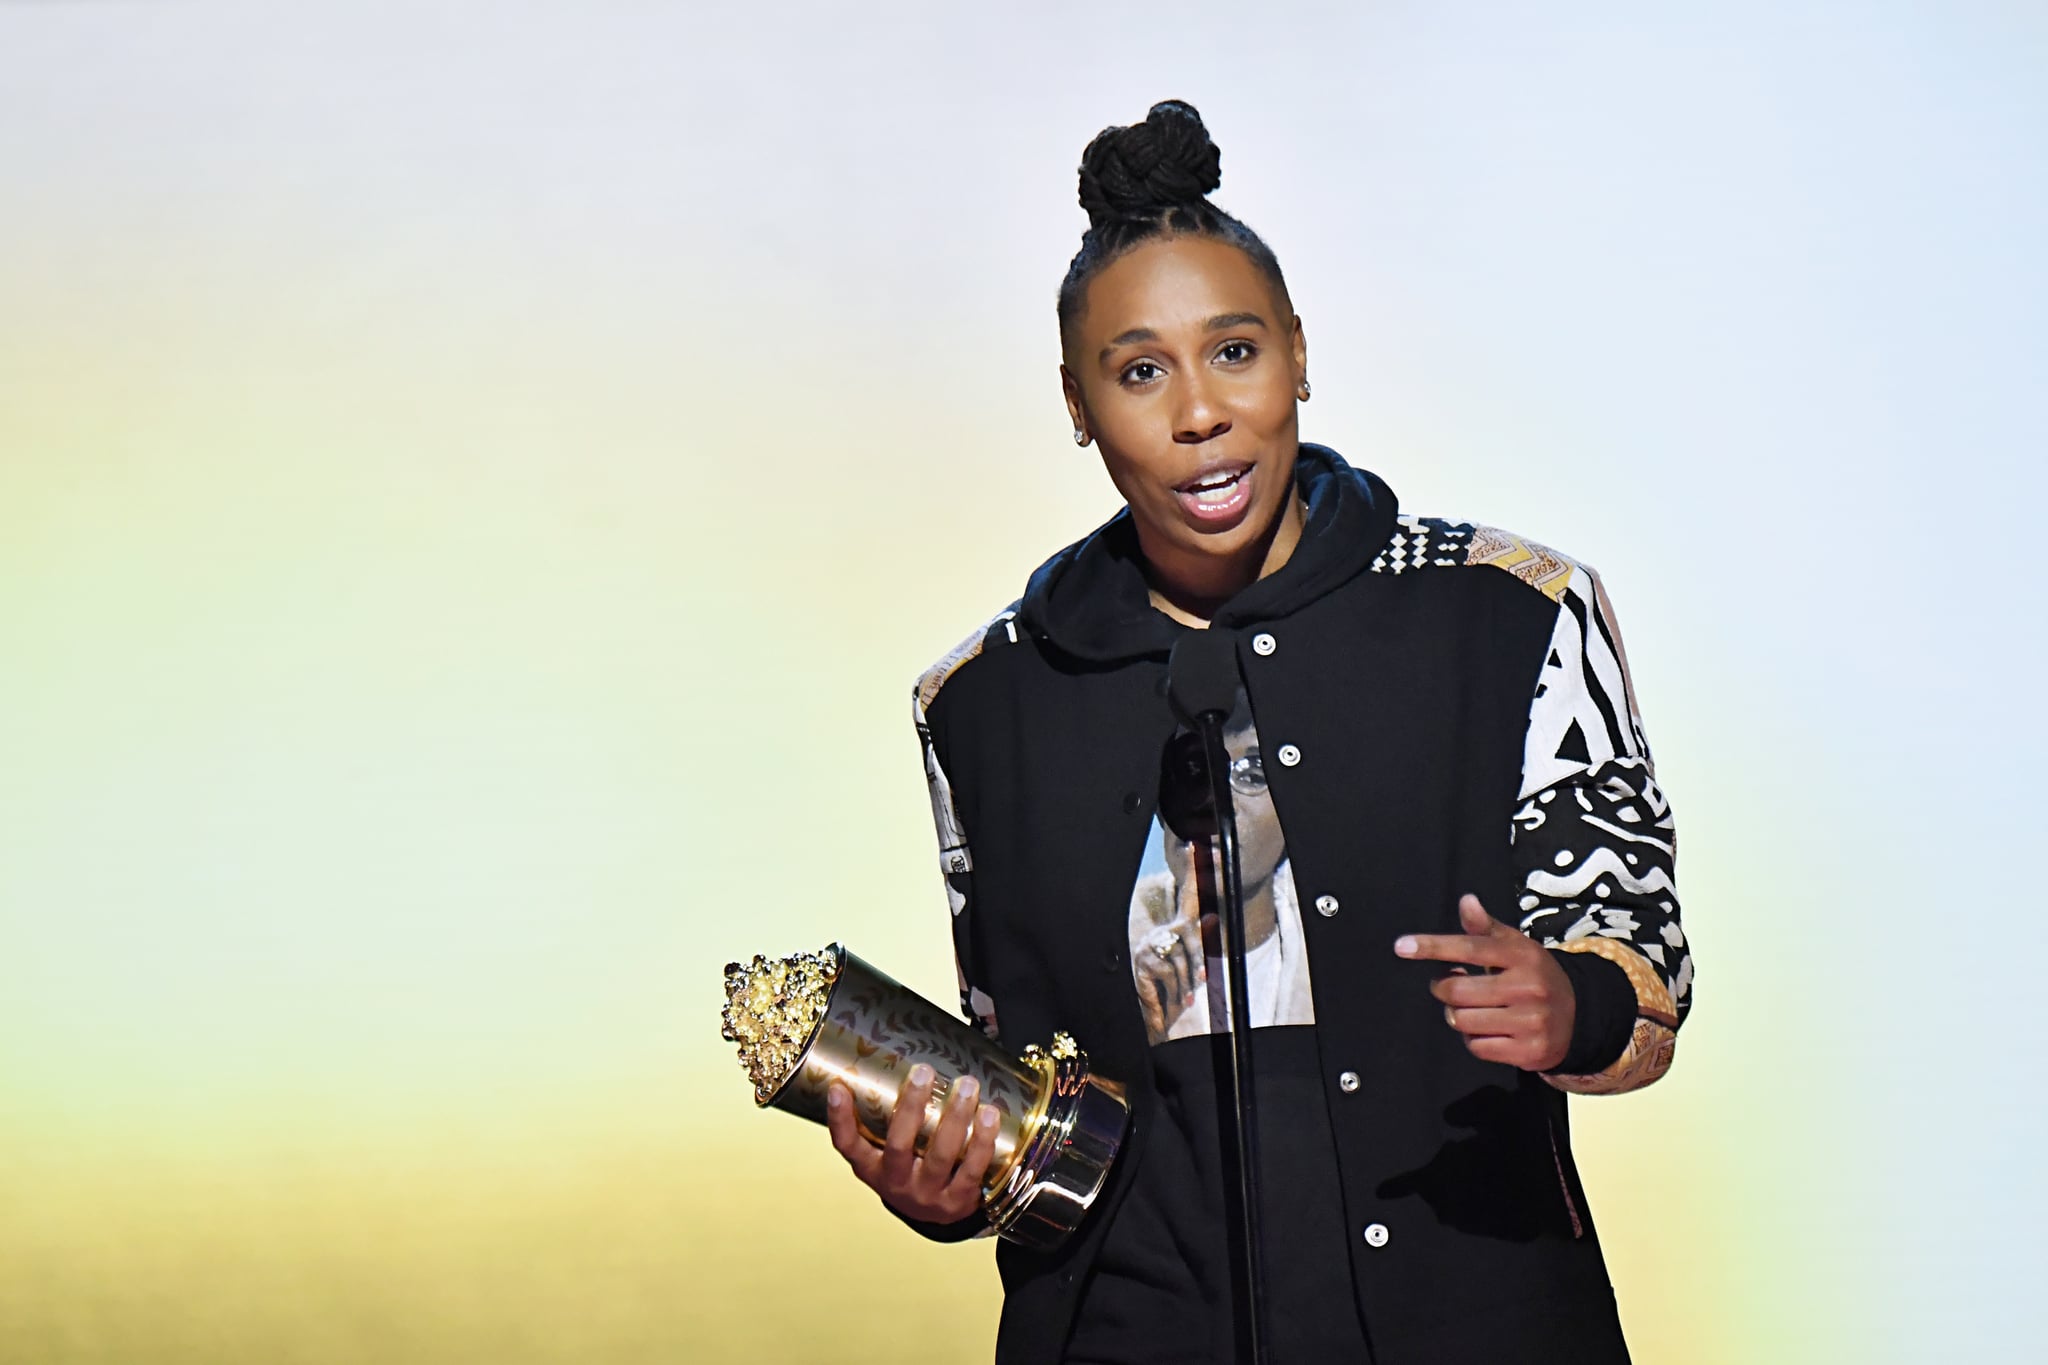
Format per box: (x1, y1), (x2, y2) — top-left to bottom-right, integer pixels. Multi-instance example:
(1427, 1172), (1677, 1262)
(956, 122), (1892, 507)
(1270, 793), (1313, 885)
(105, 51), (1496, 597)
(1127, 708), (1315, 1045)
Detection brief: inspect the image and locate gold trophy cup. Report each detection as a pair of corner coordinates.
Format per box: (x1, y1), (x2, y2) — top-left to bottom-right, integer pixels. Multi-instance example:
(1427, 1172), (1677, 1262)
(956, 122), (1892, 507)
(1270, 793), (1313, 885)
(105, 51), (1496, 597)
(720, 944), (1129, 1248)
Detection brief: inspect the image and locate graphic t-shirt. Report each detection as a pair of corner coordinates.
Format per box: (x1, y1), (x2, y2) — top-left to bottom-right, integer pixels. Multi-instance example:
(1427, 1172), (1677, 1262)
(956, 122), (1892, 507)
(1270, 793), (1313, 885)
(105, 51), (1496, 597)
(1066, 706), (1373, 1364)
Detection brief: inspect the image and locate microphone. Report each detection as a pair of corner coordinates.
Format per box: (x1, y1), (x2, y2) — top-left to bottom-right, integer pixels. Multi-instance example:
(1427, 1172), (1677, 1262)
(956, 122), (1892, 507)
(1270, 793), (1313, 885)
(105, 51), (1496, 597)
(1167, 627), (1242, 727)
(1160, 628), (1240, 842)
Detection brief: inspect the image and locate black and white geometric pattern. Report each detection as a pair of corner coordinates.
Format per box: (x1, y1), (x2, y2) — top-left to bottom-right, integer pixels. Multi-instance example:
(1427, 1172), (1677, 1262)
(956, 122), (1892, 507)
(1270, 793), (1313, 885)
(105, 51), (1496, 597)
(1368, 515), (1474, 574)
(1512, 756), (1689, 1009)
(1510, 560), (1690, 1029)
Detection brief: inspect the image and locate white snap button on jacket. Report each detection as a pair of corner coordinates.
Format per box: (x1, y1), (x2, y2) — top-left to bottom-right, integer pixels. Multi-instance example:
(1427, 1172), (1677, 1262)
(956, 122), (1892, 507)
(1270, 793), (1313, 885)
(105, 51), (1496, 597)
(1315, 894), (1339, 917)
(1363, 1222), (1390, 1248)
(1338, 1070), (1360, 1092)
(1251, 632), (1277, 656)
(1276, 743), (1302, 767)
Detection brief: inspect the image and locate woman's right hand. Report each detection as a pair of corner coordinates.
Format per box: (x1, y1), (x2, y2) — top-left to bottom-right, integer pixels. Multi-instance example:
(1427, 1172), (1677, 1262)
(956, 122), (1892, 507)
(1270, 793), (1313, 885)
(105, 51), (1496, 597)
(826, 1065), (1002, 1225)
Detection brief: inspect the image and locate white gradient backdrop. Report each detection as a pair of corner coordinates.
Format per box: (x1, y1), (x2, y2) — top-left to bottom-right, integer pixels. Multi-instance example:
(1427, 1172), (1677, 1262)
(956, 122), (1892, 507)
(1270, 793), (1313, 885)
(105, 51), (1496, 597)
(2, 4), (2042, 1362)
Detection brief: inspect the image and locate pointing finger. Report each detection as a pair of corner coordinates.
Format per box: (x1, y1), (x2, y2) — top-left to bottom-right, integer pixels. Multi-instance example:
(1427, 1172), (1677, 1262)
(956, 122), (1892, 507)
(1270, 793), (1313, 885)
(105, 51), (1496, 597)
(1393, 931), (1519, 969)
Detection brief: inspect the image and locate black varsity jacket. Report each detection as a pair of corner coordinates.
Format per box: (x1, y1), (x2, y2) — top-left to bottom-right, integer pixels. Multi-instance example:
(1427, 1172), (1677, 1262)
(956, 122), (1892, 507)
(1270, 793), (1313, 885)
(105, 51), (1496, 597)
(906, 445), (1691, 1364)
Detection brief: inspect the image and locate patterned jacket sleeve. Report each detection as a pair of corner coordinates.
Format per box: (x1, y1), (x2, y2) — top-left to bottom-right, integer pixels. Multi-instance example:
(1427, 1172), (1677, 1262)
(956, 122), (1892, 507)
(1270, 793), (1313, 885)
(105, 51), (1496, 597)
(887, 616), (1016, 1244)
(1511, 563), (1692, 1095)
(913, 616), (1013, 1044)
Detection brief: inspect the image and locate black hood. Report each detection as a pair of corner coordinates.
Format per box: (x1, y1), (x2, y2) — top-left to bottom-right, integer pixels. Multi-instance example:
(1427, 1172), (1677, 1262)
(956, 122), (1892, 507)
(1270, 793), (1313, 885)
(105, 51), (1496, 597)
(1016, 444), (1399, 664)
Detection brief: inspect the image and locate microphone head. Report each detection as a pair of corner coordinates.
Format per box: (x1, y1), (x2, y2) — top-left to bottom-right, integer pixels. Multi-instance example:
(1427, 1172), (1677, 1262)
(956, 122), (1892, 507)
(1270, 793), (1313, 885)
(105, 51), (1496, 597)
(1166, 627), (1241, 727)
(1157, 728), (1217, 840)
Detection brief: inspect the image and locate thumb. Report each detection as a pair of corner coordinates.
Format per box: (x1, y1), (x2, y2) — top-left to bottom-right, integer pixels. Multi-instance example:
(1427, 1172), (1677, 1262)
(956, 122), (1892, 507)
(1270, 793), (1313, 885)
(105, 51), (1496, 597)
(1458, 893), (1505, 935)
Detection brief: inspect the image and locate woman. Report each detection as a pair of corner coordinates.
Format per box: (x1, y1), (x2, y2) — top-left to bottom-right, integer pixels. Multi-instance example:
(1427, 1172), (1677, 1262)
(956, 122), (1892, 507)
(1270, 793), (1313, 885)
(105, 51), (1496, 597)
(825, 100), (1691, 1365)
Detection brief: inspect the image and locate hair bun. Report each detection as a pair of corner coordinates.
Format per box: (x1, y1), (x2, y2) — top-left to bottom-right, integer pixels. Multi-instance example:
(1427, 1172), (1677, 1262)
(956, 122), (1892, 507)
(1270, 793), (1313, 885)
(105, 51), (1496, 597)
(1077, 99), (1223, 228)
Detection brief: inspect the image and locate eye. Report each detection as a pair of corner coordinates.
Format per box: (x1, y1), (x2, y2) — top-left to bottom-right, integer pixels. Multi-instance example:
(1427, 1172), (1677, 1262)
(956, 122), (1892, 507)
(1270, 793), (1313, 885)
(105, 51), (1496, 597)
(1216, 340), (1258, 365)
(1120, 360), (1164, 387)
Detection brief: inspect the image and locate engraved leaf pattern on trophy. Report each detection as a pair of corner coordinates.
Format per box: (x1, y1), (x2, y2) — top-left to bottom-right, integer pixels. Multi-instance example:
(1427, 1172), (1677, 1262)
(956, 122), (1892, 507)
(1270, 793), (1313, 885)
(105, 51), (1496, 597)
(816, 973), (1036, 1146)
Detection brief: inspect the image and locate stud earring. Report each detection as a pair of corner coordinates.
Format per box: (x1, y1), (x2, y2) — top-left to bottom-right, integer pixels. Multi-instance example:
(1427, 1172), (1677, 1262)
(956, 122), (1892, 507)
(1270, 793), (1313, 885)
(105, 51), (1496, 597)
(1074, 429), (1089, 446)
(1298, 380), (1312, 401)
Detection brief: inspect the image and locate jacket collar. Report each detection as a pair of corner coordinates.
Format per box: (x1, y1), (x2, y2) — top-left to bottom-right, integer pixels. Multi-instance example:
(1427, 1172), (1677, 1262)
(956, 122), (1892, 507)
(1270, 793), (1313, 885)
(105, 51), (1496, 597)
(1017, 443), (1399, 664)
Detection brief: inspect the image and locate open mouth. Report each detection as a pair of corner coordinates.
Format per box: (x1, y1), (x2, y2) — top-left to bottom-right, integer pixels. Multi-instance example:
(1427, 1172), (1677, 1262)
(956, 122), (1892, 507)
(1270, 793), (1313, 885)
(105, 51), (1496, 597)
(1173, 461), (1255, 524)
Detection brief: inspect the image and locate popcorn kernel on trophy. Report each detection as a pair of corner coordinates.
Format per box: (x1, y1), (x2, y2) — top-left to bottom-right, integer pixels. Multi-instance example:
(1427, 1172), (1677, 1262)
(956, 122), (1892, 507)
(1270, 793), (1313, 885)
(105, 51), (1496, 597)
(720, 944), (1129, 1249)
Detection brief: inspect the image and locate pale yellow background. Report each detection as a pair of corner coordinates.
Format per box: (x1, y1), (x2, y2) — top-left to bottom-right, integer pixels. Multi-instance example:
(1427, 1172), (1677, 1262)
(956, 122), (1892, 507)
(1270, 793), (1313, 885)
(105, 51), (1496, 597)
(3, 4), (2042, 1362)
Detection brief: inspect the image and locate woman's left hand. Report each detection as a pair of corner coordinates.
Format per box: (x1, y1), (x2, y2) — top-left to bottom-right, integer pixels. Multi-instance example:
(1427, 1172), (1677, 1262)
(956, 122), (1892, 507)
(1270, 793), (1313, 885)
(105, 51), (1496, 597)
(1393, 894), (1576, 1072)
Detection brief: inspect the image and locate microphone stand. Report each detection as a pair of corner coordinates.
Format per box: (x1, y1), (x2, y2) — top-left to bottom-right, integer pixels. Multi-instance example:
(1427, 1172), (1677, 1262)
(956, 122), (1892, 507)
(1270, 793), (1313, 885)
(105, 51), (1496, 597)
(1193, 708), (1268, 1365)
(1167, 623), (1268, 1365)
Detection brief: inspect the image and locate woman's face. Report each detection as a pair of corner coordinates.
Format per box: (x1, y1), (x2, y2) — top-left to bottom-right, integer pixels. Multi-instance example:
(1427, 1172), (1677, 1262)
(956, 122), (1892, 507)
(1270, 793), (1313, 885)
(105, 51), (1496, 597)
(1062, 235), (1308, 594)
(1223, 730), (1287, 890)
(1161, 725), (1286, 892)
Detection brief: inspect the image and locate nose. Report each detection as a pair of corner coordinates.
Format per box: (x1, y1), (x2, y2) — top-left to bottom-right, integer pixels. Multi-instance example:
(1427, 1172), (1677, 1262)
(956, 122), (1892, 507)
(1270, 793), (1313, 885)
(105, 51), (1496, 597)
(1172, 371), (1232, 445)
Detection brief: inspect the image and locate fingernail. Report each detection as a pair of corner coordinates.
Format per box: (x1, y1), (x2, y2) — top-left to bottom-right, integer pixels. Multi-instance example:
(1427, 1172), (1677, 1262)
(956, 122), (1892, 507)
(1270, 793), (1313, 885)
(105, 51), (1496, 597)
(1394, 936), (1418, 957)
(827, 1088), (844, 1110)
(978, 1106), (998, 1129)
(909, 1064), (934, 1087)
(956, 1076), (979, 1102)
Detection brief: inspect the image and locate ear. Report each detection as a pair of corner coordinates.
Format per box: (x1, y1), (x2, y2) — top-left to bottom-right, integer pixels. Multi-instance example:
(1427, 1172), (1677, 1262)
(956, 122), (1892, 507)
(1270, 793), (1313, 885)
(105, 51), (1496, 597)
(1290, 313), (1308, 390)
(1060, 364), (1089, 444)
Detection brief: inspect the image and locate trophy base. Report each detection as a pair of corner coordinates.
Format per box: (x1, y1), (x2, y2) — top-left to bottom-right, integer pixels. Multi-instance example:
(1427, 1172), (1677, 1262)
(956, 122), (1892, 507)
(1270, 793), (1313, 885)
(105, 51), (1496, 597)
(983, 1041), (1130, 1249)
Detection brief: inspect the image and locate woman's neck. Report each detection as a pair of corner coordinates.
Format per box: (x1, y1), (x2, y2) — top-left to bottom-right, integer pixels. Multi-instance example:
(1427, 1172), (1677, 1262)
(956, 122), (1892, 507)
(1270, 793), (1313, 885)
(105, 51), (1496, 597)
(1144, 493), (1307, 627)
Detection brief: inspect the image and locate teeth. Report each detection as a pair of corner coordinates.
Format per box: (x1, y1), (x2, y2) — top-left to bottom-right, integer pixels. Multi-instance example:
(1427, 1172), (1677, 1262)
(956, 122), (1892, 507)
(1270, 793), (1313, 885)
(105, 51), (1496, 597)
(1186, 469), (1242, 492)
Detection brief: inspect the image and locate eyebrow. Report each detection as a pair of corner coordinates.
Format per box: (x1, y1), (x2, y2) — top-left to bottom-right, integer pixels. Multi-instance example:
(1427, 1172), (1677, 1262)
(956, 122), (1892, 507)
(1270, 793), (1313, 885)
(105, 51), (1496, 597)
(1100, 312), (1271, 363)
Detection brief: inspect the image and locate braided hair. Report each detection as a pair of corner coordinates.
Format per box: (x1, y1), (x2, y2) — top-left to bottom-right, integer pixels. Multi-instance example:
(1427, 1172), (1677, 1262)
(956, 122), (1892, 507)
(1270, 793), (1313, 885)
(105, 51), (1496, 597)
(1057, 100), (1291, 336)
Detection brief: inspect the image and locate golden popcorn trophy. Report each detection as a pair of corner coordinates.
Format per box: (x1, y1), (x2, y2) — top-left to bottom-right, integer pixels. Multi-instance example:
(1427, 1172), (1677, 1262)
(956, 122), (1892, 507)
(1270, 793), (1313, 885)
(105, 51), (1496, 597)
(720, 944), (1130, 1248)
